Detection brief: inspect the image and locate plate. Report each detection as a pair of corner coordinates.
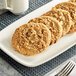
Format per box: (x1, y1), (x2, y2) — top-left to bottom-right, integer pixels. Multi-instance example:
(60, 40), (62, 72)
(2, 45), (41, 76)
(0, 0), (76, 67)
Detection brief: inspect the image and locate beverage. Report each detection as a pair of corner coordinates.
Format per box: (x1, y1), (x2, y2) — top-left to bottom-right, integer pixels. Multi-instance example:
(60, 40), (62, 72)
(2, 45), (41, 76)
(5, 0), (29, 15)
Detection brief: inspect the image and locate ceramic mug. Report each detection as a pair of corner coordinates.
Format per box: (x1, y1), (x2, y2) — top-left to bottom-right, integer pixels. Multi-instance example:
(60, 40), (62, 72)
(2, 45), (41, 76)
(4, 0), (29, 15)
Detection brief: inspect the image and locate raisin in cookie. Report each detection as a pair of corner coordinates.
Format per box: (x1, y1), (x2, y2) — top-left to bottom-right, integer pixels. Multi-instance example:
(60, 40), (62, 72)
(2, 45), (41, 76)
(12, 23), (51, 56)
(42, 9), (72, 36)
(29, 16), (62, 45)
(53, 2), (76, 34)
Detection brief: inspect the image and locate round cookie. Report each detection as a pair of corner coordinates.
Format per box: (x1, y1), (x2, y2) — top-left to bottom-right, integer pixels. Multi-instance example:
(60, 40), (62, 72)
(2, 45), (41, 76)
(29, 16), (62, 45)
(53, 2), (76, 34)
(12, 23), (51, 56)
(42, 9), (72, 36)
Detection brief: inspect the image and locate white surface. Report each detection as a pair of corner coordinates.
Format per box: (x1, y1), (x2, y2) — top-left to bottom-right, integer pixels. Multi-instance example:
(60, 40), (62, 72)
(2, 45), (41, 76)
(0, 0), (76, 67)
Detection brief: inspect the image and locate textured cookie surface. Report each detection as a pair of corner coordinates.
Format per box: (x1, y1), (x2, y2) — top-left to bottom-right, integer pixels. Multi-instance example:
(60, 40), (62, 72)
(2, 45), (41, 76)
(69, 0), (76, 3)
(42, 9), (71, 36)
(29, 16), (62, 45)
(12, 23), (51, 56)
(53, 2), (76, 33)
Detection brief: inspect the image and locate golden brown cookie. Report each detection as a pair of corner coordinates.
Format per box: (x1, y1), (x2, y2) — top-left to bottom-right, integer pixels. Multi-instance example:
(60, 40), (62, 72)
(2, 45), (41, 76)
(69, 0), (76, 35)
(42, 9), (72, 36)
(69, 0), (76, 3)
(53, 2), (76, 34)
(29, 16), (62, 45)
(12, 23), (51, 56)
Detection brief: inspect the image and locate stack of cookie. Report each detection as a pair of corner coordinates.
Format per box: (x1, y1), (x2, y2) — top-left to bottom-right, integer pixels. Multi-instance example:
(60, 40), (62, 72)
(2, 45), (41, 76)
(12, 0), (76, 56)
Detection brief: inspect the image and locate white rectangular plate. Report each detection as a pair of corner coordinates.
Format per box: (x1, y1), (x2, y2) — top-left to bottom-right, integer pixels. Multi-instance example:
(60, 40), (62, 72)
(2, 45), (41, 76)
(0, 0), (76, 67)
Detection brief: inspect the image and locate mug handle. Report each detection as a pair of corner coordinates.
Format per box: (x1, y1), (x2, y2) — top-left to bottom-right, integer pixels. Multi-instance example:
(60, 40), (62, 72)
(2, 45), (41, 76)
(4, 0), (13, 11)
